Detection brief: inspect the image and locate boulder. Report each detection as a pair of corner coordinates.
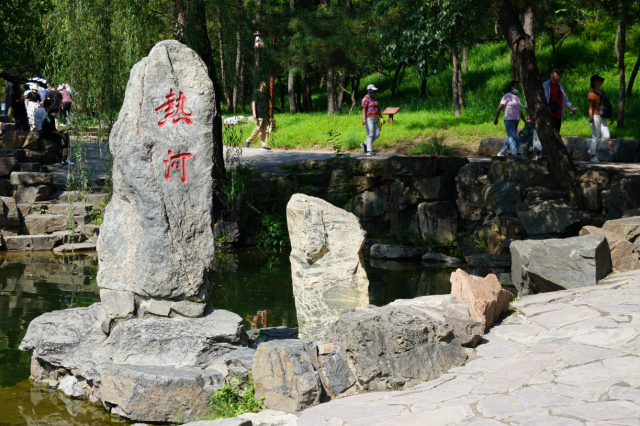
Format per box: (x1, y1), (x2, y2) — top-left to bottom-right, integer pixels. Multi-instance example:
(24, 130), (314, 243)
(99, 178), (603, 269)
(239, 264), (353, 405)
(326, 169), (352, 198)
(603, 216), (640, 244)
(358, 157), (388, 177)
(353, 187), (387, 217)
(388, 180), (418, 210)
(100, 289), (135, 319)
(369, 243), (422, 259)
(53, 242), (96, 254)
(0, 157), (19, 177)
(484, 181), (523, 215)
(19, 162), (42, 172)
(182, 419), (252, 426)
(422, 252), (462, 267)
(353, 176), (376, 194)
(387, 155), (437, 177)
(520, 234), (612, 293)
(393, 205), (420, 244)
(10, 172), (53, 185)
(47, 202), (93, 216)
(252, 340), (322, 413)
(465, 253), (512, 269)
(478, 138), (504, 157)
(0, 196), (20, 226)
(488, 157), (555, 188)
(171, 300), (207, 317)
(15, 184), (51, 203)
(418, 201), (458, 241)
(326, 303), (468, 391)
(4, 234), (63, 251)
(19, 303), (111, 380)
(246, 326), (299, 348)
(606, 175), (640, 220)
(97, 40), (216, 302)
(611, 139), (640, 162)
(58, 375), (90, 398)
(24, 214), (67, 235)
(317, 343), (355, 398)
(22, 132), (41, 150)
(579, 226), (640, 272)
(214, 220), (241, 244)
(450, 269), (511, 327)
(104, 307), (244, 367)
(516, 200), (590, 235)
(510, 239), (544, 295)
(3, 131), (28, 149)
(455, 162), (490, 221)
(412, 176), (452, 201)
(100, 364), (222, 423)
(286, 194), (369, 341)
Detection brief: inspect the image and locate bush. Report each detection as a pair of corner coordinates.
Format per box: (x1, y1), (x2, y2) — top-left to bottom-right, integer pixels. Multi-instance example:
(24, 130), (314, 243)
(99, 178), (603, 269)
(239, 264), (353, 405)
(203, 378), (266, 420)
(409, 136), (454, 156)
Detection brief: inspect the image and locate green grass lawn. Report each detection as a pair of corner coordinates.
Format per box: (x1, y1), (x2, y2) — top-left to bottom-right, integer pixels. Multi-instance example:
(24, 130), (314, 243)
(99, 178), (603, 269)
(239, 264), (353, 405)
(231, 38), (640, 154)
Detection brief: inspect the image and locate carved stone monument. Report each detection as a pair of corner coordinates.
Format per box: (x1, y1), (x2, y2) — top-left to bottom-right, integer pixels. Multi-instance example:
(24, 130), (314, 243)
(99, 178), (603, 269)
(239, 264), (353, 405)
(20, 41), (247, 423)
(286, 194), (370, 341)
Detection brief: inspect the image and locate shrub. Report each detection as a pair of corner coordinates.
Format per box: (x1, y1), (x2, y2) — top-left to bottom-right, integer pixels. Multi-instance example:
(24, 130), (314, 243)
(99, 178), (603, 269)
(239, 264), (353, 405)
(203, 378), (266, 420)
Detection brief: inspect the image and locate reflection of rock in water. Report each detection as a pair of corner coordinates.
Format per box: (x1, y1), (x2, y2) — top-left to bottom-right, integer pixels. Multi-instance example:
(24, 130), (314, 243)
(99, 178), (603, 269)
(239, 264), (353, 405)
(211, 252), (239, 272)
(367, 265), (453, 307)
(4, 380), (115, 426)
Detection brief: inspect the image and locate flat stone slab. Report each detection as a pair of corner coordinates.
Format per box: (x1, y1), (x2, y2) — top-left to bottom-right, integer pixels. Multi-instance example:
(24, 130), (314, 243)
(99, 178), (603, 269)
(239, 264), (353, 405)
(298, 270), (640, 425)
(4, 234), (63, 251)
(10, 171), (53, 185)
(53, 242), (97, 254)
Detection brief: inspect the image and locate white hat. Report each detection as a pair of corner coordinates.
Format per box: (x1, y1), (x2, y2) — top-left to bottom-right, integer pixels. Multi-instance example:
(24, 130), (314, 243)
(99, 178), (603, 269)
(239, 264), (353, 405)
(366, 84), (378, 91)
(57, 85), (64, 90)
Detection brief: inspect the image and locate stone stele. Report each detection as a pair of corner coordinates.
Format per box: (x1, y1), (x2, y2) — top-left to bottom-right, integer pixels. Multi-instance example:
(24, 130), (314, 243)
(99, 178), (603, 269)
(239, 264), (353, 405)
(286, 194), (369, 341)
(97, 40), (215, 302)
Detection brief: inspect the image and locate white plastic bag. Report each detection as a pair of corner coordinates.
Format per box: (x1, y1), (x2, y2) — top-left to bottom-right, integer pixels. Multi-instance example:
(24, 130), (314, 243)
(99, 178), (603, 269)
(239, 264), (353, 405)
(532, 129), (543, 151)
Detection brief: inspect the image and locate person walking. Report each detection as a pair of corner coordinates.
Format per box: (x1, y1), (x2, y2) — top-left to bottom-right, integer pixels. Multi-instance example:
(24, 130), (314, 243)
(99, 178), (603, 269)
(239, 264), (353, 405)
(526, 67), (577, 160)
(587, 74), (613, 163)
(494, 81), (528, 156)
(41, 108), (73, 165)
(361, 84), (383, 156)
(26, 92), (40, 131)
(59, 84), (73, 125)
(11, 91), (28, 131)
(35, 99), (50, 131)
(3, 80), (14, 116)
(245, 81), (271, 151)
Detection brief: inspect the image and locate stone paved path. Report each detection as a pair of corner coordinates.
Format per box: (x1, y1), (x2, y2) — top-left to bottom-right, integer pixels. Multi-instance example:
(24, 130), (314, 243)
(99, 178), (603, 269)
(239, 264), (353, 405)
(299, 270), (640, 426)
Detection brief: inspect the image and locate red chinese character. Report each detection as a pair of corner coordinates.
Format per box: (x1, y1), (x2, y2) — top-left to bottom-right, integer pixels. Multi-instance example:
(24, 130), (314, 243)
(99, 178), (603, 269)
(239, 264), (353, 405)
(155, 88), (193, 127)
(163, 150), (193, 184)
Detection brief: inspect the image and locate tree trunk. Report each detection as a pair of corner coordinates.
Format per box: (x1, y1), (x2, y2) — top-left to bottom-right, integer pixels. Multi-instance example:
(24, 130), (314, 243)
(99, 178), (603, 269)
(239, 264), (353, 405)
(510, 50), (517, 80)
(523, 8), (535, 50)
(216, 7), (231, 111)
(463, 46), (469, 72)
(452, 46), (461, 117)
(337, 71), (347, 113)
(304, 74), (312, 112)
(239, 52), (246, 114)
(175, 0), (226, 181)
(352, 77), (360, 101)
(253, 0), (261, 94)
(617, 20), (626, 127)
(420, 67), (427, 98)
(627, 54), (640, 97)
(288, 70), (297, 113)
(498, 0), (576, 188)
(327, 69), (337, 115)
(280, 78), (285, 113)
(457, 57), (465, 108)
(295, 74), (303, 111)
(391, 63), (402, 98)
(232, 26), (242, 114)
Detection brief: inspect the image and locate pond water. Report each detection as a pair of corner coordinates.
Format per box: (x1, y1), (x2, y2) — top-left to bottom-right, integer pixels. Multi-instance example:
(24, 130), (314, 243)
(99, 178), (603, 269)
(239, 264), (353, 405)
(0, 249), (453, 426)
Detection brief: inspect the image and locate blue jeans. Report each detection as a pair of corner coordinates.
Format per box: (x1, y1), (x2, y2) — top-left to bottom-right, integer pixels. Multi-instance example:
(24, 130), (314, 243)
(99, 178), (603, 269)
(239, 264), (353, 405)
(500, 120), (518, 154)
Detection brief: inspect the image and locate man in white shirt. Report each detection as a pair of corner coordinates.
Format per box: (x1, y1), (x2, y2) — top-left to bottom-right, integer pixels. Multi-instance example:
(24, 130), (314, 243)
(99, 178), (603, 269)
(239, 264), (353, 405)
(34, 99), (50, 131)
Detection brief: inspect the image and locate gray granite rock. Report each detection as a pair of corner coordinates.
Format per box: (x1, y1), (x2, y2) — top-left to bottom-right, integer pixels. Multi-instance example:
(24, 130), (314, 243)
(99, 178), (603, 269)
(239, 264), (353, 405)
(0, 196), (20, 226)
(412, 176), (452, 201)
(246, 326), (299, 348)
(101, 364), (222, 423)
(252, 339), (322, 413)
(318, 344), (355, 397)
(603, 216), (640, 243)
(606, 175), (640, 220)
(418, 201), (458, 241)
(456, 162), (490, 221)
(369, 243), (422, 259)
(171, 300), (207, 317)
(387, 156), (437, 176)
(100, 289), (135, 319)
(181, 419), (252, 426)
(516, 200), (590, 235)
(524, 234), (612, 292)
(105, 307), (244, 367)
(422, 252), (462, 267)
(326, 303), (468, 392)
(353, 187), (387, 217)
(19, 303), (111, 380)
(58, 375), (89, 398)
(484, 181), (523, 215)
(510, 239), (544, 295)
(466, 253), (512, 269)
(287, 194), (369, 341)
(97, 40), (216, 302)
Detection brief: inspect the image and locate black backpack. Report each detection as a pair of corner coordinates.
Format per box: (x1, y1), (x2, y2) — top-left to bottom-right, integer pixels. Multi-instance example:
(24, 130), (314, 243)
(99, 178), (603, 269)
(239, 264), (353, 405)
(591, 90), (613, 118)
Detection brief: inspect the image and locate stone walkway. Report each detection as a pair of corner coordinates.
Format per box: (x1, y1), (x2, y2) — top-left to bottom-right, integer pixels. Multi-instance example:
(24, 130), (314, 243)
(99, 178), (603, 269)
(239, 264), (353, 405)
(298, 270), (640, 426)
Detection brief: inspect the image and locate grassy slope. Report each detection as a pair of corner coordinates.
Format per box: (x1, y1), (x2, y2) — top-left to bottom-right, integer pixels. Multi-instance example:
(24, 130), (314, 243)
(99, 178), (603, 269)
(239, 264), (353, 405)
(231, 36), (640, 153)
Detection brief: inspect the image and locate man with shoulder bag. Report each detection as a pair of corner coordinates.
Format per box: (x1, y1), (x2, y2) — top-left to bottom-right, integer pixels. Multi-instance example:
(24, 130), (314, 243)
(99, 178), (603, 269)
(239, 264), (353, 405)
(587, 74), (614, 163)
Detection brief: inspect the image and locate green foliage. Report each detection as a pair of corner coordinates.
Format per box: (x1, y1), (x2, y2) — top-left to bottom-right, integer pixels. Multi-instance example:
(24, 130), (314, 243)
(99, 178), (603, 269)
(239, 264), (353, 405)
(408, 136), (454, 156)
(248, 203), (290, 248)
(204, 378), (266, 420)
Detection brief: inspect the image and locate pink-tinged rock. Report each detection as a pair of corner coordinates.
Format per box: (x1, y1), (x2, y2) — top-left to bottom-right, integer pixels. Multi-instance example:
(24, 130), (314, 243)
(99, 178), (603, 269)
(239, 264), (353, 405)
(450, 268), (511, 327)
(579, 226), (640, 272)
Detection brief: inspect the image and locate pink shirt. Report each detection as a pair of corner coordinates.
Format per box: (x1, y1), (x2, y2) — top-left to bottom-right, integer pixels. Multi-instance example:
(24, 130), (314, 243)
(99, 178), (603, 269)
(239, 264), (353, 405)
(60, 89), (72, 104)
(500, 92), (521, 121)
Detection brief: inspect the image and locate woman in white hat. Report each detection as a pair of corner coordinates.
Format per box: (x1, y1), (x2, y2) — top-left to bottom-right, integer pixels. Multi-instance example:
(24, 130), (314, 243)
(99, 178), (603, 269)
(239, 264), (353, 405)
(361, 84), (383, 156)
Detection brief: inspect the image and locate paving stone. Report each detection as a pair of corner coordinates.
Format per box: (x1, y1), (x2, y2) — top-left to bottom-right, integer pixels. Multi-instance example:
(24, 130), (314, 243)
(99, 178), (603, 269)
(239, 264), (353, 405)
(609, 386), (640, 404)
(570, 328), (639, 349)
(386, 376), (478, 404)
(511, 386), (576, 407)
(528, 306), (601, 329)
(376, 405), (474, 426)
(481, 360), (551, 390)
(506, 415), (584, 426)
(555, 383), (603, 402)
(475, 336), (527, 358)
(467, 420), (506, 426)
(551, 401), (640, 421)
(562, 344), (621, 367)
(477, 395), (541, 419)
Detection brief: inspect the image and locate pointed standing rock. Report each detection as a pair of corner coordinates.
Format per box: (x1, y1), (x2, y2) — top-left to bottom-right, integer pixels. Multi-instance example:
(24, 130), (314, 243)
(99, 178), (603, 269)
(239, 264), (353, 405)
(286, 194), (369, 341)
(97, 40), (216, 303)
(450, 268), (511, 327)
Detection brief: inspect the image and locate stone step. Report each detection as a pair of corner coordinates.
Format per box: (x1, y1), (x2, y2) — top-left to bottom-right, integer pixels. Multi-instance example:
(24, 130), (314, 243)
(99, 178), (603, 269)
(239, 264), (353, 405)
(24, 214), (68, 235)
(47, 203), (94, 216)
(53, 242), (96, 254)
(0, 157), (19, 177)
(19, 163), (43, 172)
(4, 234), (63, 251)
(10, 172), (53, 186)
(49, 191), (108, 206)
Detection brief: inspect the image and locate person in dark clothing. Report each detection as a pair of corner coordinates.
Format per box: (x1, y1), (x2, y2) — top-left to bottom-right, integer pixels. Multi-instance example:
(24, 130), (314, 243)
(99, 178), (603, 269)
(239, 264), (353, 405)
(46, 84), (62, 111)
(41, 108), (73, 165)
(11, 91), (28, 131)
(245, 81), (272, 150)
